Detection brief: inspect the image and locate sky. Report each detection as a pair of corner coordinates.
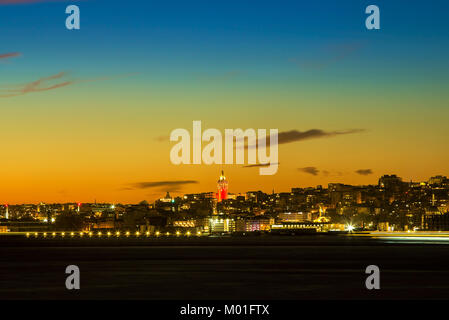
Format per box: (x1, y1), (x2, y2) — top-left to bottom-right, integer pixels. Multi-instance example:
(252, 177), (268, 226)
(1, 0), (449, 204)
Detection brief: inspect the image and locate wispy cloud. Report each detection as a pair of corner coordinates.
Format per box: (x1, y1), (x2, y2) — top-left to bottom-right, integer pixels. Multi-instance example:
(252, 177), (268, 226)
(0, 52), (21, 60)
(298, 167), (320, 176)
(0, 72), (74, 97)
(155, 135), (169, 142)
(355, 169), (373, 176)
(290, 42), (364, 71)
(193, 70), (241, 81)
(0, 72), (73, 98)
(0, 72), (135, 98)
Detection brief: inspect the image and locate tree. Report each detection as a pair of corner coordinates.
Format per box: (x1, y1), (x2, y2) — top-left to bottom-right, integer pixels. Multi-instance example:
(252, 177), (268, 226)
(55, 212), (84, 231)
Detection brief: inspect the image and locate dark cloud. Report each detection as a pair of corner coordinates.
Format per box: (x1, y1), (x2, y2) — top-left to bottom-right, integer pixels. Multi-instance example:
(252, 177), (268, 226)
(242, 163), (279, 168)
(0, 52), (20, 60)
(128, 180), (199, 190)
(355, 169), (373, 176)
(244, 128), (364, 150)
(277, 129), (364, 145)
(162, 128), (364, 148)
(298, 167), (320, 176)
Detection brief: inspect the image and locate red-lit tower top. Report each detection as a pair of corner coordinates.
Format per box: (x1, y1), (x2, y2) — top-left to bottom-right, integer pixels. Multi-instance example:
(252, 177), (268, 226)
(216, 170), (228, 202)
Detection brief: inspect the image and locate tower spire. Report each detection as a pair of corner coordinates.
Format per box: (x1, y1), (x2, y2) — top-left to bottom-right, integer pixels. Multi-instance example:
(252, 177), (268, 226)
(217, 170), (228, 202)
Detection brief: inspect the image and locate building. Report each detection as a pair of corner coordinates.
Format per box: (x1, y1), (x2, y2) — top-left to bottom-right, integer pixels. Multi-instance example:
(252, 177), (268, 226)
(270, 222), (318, 234)
(428, 175), (448, 186)
(378, 175), (407, 201)
(209, 217), (235, 233)
(423, 212), (449, 231)
(171, 218), (208, 233)
(155, 193), (177, 213)
(271, 222), (345, 233)
(216, 170), (228, 202)
(235, 217), (274, 232)
(328, 184), (362, 208)
(278, 212), (311, 222)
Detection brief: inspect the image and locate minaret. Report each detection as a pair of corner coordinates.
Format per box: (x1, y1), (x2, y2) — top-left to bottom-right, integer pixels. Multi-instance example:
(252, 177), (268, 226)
(5, 204), (9, 220)
(217, 170), (228, 202)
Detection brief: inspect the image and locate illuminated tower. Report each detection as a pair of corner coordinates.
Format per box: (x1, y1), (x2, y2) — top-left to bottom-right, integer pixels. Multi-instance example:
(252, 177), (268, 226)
(216, 170), (228, 202)
(5, 204), (9, 220)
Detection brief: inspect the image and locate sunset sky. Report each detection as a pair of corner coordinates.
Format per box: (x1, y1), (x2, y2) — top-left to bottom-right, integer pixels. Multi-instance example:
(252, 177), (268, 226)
(1, 0), (449, 204)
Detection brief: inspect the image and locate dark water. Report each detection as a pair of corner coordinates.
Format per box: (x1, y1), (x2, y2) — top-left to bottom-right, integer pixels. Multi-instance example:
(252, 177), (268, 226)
(1, 237), (449, 300)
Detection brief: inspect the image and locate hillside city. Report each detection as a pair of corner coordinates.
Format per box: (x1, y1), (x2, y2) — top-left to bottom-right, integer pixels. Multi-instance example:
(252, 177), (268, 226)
(1, 172), (449, 234)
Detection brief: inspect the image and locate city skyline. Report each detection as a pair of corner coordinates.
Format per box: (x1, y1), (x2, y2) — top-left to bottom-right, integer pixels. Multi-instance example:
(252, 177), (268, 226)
(1, 0), (449, 204)
(1, 171), (447, 205)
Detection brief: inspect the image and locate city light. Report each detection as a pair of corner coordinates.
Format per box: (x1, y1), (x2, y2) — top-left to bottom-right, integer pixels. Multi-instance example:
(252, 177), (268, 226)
(5, 174), (449, 243)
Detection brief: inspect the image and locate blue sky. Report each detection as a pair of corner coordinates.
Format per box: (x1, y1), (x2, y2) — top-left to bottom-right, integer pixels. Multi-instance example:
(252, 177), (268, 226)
(1, 0), (448, 79)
